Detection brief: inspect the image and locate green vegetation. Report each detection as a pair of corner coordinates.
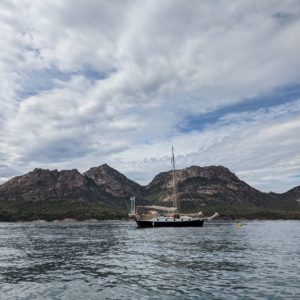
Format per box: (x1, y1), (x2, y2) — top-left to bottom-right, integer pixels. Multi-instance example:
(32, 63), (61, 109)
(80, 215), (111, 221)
(199, 204), (300, 220)
(0, 200), (128, 222)
(179, 200), (300, 220)
(0, 199), (299, 222)
(216, 205), (300, 220)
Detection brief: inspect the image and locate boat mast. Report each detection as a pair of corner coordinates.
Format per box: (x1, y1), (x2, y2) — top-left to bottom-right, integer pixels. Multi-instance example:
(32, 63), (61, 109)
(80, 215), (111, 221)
(129, 196), (136, 216)
(171, 146), (179, 212)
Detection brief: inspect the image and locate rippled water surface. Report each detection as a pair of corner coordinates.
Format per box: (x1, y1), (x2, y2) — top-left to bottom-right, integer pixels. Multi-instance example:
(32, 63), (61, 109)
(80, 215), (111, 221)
(0, 220), (299, 299)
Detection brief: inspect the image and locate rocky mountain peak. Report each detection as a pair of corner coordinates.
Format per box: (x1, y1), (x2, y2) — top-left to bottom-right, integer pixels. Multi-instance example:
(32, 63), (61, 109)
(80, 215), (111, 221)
(84, 164), (142, 198)
(0, 168), (108, 204)
(283, 186), (300, 202)
(179, 165), (239, 182)
(144, 164), (263, 205)
(146, 165), (240, 190)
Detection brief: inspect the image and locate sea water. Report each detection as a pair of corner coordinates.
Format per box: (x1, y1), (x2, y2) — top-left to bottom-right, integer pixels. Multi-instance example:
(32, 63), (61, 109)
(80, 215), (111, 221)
(0, 220), (299, 299)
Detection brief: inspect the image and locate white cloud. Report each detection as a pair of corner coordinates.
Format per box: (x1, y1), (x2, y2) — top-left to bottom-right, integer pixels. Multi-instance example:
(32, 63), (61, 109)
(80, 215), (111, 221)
(110, 100), (300, 192)
(0, 0), (300, 193)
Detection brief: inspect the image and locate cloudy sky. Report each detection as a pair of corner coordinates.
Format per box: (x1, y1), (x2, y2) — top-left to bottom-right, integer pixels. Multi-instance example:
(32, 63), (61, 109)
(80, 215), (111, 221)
(1, 0), (300, 192)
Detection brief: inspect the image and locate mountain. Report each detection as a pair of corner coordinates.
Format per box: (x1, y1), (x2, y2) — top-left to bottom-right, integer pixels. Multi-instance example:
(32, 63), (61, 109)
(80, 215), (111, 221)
(0, 168), (115, 205)
(84, 164), (142, 198)
(144, 165), (295, 206)
(0, 168), (127, 221)
(0, 164), (299, 221)
(143, 166), (300, 217)
(145, 165), (261, 203)
(281, 186), (300, 202)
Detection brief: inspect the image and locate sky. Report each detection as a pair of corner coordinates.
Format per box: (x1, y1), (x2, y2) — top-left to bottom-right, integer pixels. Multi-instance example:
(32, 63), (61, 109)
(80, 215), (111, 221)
(1, 0), (300, 192)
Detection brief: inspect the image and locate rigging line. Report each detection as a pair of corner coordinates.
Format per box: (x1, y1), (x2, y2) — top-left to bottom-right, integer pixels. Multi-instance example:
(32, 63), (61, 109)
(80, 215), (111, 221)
(122, 197), (130, 211)
(172, 145), (179, 212)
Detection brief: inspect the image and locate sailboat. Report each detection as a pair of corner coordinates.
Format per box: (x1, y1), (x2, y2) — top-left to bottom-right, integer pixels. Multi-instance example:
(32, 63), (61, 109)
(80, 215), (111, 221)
(129, 146), (218, 228)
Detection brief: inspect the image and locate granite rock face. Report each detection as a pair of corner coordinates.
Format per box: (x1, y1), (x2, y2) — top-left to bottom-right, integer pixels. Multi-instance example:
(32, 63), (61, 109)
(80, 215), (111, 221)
(0, 168), (110, 205)
(0, 164), (299, 212)
(144, 166), (299, 209)
(84, 164), (142, 198)
(278, 186), (300, 204)
(146, 166), (258, 197)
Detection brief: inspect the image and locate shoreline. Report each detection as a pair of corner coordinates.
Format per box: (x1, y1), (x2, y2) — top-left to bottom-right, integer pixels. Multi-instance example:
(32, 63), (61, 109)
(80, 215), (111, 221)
(1, 217), (300, 223)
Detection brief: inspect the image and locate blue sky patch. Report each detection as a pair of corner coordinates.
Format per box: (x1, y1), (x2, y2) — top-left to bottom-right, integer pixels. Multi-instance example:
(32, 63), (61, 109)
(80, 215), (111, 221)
(17, 67), (109, 99)
(179, 84), (300, 132)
